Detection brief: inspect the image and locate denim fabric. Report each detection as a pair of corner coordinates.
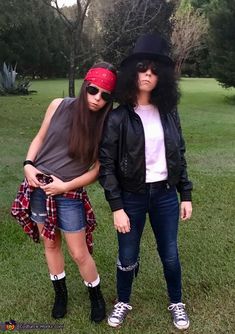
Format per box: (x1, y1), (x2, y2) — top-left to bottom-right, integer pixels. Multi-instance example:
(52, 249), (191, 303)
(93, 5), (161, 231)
(30, 188), (86, 232)
(117, 181), (182, 303)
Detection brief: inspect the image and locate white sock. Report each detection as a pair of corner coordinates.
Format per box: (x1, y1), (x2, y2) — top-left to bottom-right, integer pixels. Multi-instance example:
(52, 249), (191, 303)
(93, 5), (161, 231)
(50, 271), (66, 281)
(84, 275), (100, 288)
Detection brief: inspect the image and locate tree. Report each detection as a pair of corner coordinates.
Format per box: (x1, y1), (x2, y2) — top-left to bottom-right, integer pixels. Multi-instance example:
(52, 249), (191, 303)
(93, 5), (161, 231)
(170, 2), (208, 75)
(96, 0), (175, 67)
(0, 0), (68, 78)
(185, 0), (215, 77)
(190, 0), (212, 13)
(43, 0), (91, 97)
(0, 0), (28, 31)
(209, 0), (235, 88)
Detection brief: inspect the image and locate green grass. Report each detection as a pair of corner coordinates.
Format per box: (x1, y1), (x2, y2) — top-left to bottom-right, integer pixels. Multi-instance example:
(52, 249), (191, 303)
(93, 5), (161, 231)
(0, 78), (235, 334)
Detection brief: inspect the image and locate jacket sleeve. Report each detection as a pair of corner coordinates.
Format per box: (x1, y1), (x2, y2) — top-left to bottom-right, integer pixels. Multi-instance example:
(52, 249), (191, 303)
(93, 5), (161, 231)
(99, 110), (124, 211)
(173, 109), (193, 202)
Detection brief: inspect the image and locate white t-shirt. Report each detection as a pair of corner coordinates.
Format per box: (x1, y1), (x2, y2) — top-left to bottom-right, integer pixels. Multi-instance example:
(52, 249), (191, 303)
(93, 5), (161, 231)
(134, 104), (168, 182)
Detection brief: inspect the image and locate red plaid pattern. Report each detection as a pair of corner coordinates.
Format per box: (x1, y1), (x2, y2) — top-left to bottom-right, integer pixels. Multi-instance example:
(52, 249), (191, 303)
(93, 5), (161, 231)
(11, 179), (96, 253)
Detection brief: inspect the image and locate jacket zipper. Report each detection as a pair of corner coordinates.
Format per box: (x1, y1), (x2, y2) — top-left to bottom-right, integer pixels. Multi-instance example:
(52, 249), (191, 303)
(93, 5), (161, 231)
(159, 110), (170, 186)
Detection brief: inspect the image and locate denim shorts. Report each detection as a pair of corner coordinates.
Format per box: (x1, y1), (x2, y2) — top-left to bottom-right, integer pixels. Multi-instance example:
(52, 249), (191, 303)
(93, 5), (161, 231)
(30, 188), (86, 233)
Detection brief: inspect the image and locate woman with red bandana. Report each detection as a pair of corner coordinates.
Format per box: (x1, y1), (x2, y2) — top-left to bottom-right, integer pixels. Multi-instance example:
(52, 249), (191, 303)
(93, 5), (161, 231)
(12, 62), (116, 322)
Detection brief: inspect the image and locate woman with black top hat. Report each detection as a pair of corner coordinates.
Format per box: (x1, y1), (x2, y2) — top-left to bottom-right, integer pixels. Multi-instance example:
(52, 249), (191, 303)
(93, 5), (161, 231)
(99, 34), (193, 330)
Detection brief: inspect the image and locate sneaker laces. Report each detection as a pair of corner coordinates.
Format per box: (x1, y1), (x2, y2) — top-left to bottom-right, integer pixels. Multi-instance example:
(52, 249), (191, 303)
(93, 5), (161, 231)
(111, 302), (132, 318)
(168, 303), (187, 320)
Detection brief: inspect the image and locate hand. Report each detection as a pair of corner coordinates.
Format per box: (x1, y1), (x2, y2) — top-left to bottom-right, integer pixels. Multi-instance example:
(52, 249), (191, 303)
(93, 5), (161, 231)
(40, 175), (67, 196)
(180, 201), (192, 221)
(113, 209), (131, 234)
(24, 165), (43, 187)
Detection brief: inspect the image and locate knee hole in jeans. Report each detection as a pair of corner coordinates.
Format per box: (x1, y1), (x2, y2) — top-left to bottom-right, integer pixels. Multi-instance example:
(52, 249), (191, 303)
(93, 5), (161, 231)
(117, 257), (139, 272)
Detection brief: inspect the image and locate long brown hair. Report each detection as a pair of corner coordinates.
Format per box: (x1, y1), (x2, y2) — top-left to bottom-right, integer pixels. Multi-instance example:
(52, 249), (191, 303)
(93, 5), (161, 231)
(68, 62), (116, 164)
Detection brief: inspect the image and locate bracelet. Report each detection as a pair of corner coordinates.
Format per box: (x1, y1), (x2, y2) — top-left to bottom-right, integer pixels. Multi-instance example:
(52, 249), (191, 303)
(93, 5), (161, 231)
(23, 160), (35, 167)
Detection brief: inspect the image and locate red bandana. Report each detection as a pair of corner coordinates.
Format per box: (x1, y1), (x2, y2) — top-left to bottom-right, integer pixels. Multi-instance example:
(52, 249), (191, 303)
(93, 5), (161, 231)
(85, 68), (116, 92)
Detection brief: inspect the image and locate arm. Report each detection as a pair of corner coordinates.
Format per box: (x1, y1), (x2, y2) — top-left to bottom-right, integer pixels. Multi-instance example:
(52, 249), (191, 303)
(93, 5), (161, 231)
(40, 160), (100, 195)
(173, 109), (193, 220)
(99, 110), (123, 211)
(99, 109), (130, 233)
(24, 98), (63, 187)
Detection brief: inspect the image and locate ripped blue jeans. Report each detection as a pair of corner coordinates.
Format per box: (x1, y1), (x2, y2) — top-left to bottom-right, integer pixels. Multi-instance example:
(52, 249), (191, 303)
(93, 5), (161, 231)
(116, 181), (182, 304)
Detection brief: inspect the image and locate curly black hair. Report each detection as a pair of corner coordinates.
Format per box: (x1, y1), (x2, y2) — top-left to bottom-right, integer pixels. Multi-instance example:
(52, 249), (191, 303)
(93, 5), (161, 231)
(115, 58), (180, 113)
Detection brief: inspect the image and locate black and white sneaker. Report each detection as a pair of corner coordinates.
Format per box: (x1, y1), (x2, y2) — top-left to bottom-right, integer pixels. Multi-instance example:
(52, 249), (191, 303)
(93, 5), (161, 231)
(168, 302), (190, 330)
(107, 302), (132, 327)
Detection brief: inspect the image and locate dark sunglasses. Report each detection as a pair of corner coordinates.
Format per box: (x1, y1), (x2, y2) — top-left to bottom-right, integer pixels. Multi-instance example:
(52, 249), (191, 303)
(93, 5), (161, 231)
(36, 173), (53, 184)
(86, 85), (112, 102)
(136, 61), (158, 75)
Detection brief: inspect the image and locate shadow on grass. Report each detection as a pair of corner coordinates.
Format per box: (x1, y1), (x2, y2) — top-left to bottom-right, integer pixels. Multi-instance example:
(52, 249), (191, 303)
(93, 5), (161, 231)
(224, 94), (235, 105)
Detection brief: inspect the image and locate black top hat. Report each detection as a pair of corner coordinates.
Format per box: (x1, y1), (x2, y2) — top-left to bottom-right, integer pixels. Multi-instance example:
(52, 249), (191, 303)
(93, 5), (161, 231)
(121, 33), (173, 66)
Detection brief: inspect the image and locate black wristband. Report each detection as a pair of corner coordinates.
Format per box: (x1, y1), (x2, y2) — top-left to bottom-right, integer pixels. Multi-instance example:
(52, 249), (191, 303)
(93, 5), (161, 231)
(23, 160), (35, 167)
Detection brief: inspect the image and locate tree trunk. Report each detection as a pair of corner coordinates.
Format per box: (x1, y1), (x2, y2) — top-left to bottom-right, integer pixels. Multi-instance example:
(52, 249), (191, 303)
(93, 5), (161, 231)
(68, 46), (75, 97)
(175, 57), (184, 77)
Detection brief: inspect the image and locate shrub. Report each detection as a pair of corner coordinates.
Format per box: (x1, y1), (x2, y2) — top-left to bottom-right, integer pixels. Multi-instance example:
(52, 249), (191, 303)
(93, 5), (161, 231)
(0, 63), (35, 95)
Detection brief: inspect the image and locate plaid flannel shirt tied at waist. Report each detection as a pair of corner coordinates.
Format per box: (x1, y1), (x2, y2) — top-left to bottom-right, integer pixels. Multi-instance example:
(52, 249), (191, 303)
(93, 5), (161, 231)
(11, 178), (96, 254)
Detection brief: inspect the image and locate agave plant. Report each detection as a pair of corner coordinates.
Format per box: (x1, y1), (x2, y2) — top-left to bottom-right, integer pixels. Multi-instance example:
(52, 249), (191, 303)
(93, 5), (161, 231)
(0, 63), (17, 93)
(0, 62), (33, 95)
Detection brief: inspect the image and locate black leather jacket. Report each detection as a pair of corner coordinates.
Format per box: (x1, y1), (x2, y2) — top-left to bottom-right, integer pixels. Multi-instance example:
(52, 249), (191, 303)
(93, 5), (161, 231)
(99, 104), (193, 211)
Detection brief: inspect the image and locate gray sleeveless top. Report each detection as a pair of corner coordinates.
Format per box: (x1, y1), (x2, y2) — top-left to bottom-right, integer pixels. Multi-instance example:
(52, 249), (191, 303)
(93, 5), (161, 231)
(35, 98), (91, 182)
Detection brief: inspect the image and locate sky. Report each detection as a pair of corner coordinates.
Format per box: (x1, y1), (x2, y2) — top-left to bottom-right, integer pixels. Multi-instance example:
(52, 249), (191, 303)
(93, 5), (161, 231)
(56, 0), (77, 7)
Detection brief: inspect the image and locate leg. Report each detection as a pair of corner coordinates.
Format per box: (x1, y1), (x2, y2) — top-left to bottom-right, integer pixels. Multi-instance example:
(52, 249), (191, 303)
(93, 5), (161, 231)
(55, 195), (98, 282)
(148, 183), (181, 303)
(30, 188), (67, 319)
(37, 225), (67, 319)
(149, 183), (190, 330)
(108, 191), (147, 328)
(64, 230), (105, 323)
(64, 231), (98, 282)
(56, 195), (105, 323)
(117, 191), (147, 303)
(31, 188), (65, 275)
(37, 224), (64, 275)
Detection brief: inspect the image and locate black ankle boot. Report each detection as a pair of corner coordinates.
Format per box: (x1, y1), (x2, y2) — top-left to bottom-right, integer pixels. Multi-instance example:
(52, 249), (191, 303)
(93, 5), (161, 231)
(51, 277), (68, 319)
(88, 283), (106, 323)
